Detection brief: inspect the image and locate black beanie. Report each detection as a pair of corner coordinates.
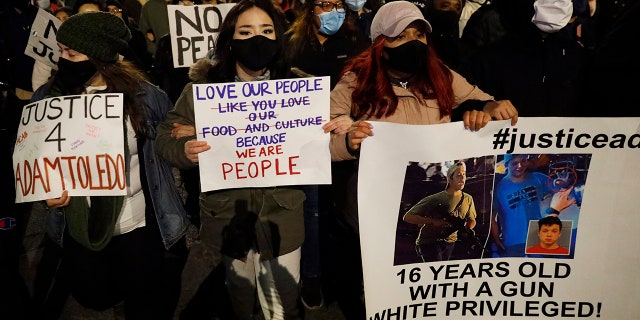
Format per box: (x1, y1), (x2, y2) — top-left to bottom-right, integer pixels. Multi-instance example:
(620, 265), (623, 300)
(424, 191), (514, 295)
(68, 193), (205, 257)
(57, 11), (132, 62)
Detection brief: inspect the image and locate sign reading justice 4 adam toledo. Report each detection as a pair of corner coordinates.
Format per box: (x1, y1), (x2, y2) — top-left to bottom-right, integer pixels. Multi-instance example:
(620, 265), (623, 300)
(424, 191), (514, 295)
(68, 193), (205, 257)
(13, 94), (126, 203)
(193, 76), (331, 192)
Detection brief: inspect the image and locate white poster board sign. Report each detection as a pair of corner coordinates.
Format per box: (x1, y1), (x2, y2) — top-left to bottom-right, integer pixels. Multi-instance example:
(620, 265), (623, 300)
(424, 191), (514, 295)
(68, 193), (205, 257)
(25, 8), (61, 69)
(13, 94), (126, 203)
(193, 76), (331, 191)
(358, 117), (640, 319)
(168, 3), (235, 68)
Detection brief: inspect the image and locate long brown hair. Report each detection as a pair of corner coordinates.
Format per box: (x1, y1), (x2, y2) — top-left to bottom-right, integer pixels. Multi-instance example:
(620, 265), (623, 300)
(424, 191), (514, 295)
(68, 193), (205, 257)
(94, 59), (149, 137)
(344, 35), (455, 120)
(284, 0), (358, 63)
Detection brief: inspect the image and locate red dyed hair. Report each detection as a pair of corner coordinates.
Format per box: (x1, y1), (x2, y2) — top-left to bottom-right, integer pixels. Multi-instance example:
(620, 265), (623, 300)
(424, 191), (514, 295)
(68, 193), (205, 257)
(341, 36), (454, 120)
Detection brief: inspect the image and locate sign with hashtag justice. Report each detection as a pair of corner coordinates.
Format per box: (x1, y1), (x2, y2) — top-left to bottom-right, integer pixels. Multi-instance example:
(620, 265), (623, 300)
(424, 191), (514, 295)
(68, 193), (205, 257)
(357, 117), (640, 320)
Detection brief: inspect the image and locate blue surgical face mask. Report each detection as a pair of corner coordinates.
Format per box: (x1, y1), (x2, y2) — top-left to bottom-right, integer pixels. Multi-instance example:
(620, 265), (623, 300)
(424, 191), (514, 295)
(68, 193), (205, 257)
(345, 0), (366, 11)
(317, 9), (346, 35)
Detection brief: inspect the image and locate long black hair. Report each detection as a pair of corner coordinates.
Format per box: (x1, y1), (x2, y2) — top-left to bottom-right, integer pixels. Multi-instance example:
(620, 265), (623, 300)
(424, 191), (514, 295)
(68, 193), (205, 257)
(208, 0), (290, 82)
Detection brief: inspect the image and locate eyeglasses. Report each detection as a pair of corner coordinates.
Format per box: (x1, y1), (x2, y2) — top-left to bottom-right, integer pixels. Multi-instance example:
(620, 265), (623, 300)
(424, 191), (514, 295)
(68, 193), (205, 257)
(314, 1), (345, 12)
(109, 8), (123, 14)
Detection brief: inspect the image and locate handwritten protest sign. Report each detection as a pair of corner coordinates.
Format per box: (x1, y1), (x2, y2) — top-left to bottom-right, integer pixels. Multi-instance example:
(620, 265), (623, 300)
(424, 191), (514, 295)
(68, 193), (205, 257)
(358, 118), (640, 319)
(168, 3), (235, 68)
(25, 8), (61, 69)
(193, 76), (331, 191)
(13, 94), (126, 203)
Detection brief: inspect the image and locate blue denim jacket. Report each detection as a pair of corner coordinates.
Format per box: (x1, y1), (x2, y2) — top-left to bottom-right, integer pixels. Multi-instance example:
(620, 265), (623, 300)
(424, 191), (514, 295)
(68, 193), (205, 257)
(34, 81), (189, 250)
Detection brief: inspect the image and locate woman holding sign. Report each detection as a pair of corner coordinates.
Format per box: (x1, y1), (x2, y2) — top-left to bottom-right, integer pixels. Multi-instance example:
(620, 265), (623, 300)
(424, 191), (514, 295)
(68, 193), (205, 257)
(154, 0), (333, 318)
(282, 0), (370, 311)
(31, 11), (190, 319)
(329, 0), (519, 233)
(325, 0), (519, 316)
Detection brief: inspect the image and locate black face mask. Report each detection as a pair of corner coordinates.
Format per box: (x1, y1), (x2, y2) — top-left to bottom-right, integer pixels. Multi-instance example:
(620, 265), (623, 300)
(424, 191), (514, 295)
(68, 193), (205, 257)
(55, 58), (97, 93)
(497, 0), (536, 34)
(427, 10), (460, 36)
(231, 36), (279, 71)
(383, 40), (428, 74)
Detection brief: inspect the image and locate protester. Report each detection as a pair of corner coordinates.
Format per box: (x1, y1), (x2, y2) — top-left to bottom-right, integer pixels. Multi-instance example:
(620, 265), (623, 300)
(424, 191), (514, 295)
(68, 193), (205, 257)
(458, 0), (589, 116)
(106, 0), (153, 73)
(32, 0), (105, 92)
(118, 0), (144, 27)
(458, 0), (487, 36)
(53, 5), (73, 21)
(328, 0), (517, 232)
(459, 0), (505, 62)
(28, 2), (101, 317)
(33, 11), (190, 319)
(323, 0), (518, 317)
(147, 0), (199, 103)
(71, 0), (103, 13)
(153, 0), (344, 318)
(138, 0), (171, 56)
(284, 0), (369, 88)
(424, 0), (465, 69)
(283, 0), (368, 311)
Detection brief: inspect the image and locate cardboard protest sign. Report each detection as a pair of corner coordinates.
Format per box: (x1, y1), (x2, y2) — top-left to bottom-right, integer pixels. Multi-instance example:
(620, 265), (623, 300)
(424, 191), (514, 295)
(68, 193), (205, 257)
(25, 8), (61, 69)
(193, 76), (331, 191)
(13, 94), (126, 203)
(358, 117), (640, 319)
(168, 3), (235, 68)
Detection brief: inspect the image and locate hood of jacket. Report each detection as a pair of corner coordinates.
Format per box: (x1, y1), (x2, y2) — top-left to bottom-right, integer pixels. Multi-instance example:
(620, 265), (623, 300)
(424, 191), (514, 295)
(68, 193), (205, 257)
(188, 57), (214, 84)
